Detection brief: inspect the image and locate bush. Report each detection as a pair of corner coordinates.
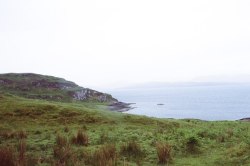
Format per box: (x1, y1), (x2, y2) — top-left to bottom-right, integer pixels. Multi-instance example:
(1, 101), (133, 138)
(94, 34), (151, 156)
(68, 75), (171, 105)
(99, 132), (108, 144)
(156, 142), (172, 164)
(64, 126), (69, 133)
(92, 144), (117, 166)
(217, 135), (225, 143)
(0, 147), (16, 166)
(197, 131), (216, 139)
(186, 136), (200, 153)
(120, 141), (144, 161)
(226, 129), (234, 138)
(71, 130), (88, 146)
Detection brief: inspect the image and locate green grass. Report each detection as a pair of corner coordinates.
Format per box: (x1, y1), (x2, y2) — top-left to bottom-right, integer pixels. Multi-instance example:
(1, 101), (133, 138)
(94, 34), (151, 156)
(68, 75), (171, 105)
(0, 93), (250, 165)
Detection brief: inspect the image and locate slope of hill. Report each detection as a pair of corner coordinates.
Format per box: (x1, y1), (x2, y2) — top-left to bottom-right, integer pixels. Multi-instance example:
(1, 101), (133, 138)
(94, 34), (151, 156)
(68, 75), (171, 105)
(0, 94), (250, 165)
(0, 73), (117, 103)
(0, 74), (250, 165)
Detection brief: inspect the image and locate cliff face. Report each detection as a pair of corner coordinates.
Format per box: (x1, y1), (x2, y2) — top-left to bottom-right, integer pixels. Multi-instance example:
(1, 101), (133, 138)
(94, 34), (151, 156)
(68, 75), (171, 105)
(72, 89), (114, 102)
(0, 73), (118, 103)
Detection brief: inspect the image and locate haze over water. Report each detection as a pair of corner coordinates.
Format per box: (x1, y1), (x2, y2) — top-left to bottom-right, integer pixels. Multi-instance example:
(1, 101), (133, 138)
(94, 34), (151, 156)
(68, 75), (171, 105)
(110, 83), (250, 121)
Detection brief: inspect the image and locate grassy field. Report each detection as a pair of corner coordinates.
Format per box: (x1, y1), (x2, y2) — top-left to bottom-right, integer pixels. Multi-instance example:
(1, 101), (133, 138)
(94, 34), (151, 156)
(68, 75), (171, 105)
(0, 93), (250, 165)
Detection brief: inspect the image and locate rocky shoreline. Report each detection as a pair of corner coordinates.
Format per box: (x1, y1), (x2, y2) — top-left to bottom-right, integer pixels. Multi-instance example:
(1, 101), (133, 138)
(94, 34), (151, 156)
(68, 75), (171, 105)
(108, 102), (135, 112)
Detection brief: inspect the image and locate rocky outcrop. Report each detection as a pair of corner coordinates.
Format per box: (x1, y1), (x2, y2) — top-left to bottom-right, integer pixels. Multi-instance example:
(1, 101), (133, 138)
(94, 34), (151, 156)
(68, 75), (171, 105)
(72, 88), (117, 102)
(73, 89), (88, 100)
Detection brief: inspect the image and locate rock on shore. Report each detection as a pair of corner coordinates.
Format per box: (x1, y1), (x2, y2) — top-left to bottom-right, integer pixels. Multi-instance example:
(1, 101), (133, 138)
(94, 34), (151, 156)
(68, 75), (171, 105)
(239, 118), (250, 121)
(108, 102), (135, 112)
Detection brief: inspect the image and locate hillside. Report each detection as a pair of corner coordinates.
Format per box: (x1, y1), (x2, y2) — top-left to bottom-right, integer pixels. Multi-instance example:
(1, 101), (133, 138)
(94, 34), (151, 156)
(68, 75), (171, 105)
(0, 74), (250, 165)
(0, 73), (117, 103)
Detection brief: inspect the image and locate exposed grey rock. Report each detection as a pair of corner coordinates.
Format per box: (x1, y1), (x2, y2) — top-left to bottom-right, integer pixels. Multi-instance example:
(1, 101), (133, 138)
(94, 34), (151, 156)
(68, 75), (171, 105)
(72, 88), (118, 103)
(98, 95), (107, 102)
(73, 89), (88, 100)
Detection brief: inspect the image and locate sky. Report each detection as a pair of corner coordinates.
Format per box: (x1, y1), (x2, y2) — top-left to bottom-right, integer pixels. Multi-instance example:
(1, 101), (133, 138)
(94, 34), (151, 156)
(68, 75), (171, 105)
(1, 0), (250, 90)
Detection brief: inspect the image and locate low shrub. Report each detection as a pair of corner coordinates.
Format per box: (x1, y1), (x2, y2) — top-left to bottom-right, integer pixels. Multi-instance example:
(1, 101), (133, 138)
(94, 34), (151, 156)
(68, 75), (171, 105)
(226, 129), (234, 138)
(120, 141), (144, 161)
(197, 131), (217, 139)
(64, 126), (69, 133)
(34, 130), (42, 135)
(217, 135), (225, 143)
(186, 136), (200, 153)
(98, 131), (112, 144)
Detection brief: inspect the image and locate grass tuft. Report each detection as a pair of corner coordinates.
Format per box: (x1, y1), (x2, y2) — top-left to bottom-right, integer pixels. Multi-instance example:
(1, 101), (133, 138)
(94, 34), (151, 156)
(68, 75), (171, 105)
(17, 130), (27, 139)
(53, 144), (73, 165)
(71, 130), (89, 146)
(18, 140), (26, 166)
(56, 135), (68, 147)
(156, 142), (172, 164)
(0, 147), (16, 166)
(53, 135), (77, 165)
(91, 144), (117, 166)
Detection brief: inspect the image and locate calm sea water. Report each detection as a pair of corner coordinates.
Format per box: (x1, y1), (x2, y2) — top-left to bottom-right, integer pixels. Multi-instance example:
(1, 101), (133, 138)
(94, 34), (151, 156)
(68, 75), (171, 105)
(109, 84), (250, 121)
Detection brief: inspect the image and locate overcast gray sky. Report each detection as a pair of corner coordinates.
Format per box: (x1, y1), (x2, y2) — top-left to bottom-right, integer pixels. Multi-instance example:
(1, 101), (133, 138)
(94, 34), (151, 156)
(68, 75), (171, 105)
(1, 0), (250, 89)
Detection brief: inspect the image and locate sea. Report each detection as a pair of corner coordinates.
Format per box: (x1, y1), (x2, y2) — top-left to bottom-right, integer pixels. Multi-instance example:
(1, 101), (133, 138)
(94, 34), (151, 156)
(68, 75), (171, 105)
(108, 84), (250, 121)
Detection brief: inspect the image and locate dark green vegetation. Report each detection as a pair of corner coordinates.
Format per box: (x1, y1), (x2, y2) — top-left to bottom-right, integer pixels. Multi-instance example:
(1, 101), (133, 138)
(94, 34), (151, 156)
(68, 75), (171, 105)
(1, 74), (250, 165)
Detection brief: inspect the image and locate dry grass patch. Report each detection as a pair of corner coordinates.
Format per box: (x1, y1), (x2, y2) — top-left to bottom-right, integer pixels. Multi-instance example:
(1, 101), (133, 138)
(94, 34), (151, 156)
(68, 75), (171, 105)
(156, 142), (172, 164)
(17, 140), (26, 166)
(91, 144), (117, 166)
(56, 135), (68, 147)
(0, 147), (16, 166)
(71, 130), (89, 146)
